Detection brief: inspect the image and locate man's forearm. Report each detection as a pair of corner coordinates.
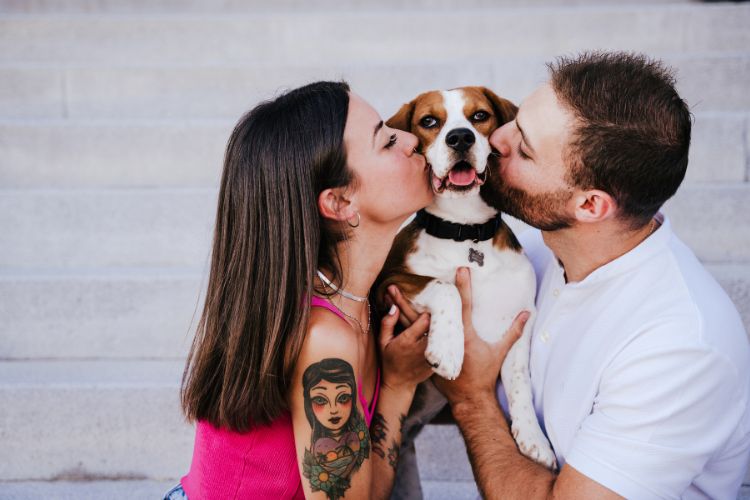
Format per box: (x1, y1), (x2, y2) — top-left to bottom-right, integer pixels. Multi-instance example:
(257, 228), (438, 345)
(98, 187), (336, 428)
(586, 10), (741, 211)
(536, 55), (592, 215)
(451, 393), (556, 500)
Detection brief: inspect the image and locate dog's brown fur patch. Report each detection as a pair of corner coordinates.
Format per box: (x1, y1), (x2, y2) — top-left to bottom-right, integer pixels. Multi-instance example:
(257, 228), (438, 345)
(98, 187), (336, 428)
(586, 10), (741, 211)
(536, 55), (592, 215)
(493, 219), (523, 252)
(374, 220), (434, 314)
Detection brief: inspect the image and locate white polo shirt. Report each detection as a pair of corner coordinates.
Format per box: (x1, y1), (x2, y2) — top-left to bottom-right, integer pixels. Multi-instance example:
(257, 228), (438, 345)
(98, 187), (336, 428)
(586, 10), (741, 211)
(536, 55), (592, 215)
(502, 215), (750, 499)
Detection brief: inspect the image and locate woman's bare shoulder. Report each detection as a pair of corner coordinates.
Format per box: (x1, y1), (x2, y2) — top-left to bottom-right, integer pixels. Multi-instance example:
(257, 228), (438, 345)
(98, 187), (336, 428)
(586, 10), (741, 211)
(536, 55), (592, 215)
(301, 307), (358, 364)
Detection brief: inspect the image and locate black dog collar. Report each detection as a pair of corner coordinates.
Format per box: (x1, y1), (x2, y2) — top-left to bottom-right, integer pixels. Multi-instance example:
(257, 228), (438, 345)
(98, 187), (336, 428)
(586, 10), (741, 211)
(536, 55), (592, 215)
(415, 209), (502, 242)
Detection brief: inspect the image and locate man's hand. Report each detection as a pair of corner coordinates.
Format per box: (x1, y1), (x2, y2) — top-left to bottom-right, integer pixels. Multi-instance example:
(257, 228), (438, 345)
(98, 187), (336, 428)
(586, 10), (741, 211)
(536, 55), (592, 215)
(433, 267), (529, 406)
(386, 267), (529, 404)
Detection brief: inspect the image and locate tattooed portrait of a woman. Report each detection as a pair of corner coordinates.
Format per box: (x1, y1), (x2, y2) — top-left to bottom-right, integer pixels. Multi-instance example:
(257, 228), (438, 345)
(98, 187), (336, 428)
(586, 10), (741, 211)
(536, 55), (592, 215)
(302, 358), (370, 499)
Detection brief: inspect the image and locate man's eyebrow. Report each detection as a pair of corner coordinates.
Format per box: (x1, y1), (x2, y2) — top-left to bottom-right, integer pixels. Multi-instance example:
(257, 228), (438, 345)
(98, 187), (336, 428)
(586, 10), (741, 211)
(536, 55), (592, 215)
(515, 119), (536, 155)
(372, 120), (384, 147)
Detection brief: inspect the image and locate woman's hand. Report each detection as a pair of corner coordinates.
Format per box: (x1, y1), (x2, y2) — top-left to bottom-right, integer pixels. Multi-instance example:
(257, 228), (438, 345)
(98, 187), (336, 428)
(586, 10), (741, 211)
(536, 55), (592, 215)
(378, 304), (433, 394)
(385, 285), (420, 329)
(433, 267), (528, 405)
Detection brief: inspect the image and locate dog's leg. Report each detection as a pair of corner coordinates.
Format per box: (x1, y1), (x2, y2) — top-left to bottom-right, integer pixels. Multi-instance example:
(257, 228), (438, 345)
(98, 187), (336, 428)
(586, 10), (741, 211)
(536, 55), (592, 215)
(501, 311), (558, 470)
(413, 279), (464, 380)
(390, 435), (423, 500)
(391, 381), (448, 500)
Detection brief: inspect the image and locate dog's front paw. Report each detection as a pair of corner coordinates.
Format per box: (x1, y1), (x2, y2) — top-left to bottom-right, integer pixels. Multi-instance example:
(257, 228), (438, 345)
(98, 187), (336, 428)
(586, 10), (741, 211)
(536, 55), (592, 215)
(425, 331), (464, 380)
(512, 424), (558, 471)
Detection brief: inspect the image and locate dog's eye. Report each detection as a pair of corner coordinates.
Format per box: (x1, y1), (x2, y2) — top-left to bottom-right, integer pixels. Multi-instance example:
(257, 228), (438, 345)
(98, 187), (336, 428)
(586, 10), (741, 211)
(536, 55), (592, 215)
(419, 116), (438, 129)
(471, 111), (490, 122)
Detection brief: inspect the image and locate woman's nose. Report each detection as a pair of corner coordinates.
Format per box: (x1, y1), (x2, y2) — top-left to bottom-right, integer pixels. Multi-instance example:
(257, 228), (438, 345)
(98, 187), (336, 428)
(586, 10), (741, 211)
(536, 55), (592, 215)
(403, 131), (419, 153)
(489, 123), (512, 157)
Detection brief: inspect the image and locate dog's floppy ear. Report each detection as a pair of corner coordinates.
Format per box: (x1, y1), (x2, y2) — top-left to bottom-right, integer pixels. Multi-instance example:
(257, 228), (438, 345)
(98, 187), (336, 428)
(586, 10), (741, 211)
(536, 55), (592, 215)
(480, 87), (518, 125)
(386, 100), (416, 132)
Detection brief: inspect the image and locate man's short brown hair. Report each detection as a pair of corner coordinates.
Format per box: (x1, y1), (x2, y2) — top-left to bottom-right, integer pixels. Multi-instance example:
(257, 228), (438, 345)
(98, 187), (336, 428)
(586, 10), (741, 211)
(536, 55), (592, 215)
(548, 51), (692, 228)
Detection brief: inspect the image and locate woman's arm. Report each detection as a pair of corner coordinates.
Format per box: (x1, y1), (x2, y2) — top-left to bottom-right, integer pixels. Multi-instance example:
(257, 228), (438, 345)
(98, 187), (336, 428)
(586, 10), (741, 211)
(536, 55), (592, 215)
(369, 306), (433, 499)
(290, 306), (431, 500)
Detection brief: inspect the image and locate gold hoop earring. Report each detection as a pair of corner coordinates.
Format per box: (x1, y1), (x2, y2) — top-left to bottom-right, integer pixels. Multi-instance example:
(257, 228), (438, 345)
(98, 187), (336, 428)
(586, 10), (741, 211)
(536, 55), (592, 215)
(347, 212), (361, 228)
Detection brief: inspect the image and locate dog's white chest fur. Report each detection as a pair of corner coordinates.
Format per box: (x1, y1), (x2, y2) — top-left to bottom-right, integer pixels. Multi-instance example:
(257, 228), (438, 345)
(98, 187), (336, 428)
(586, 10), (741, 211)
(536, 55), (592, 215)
(407, 231), (536, 343)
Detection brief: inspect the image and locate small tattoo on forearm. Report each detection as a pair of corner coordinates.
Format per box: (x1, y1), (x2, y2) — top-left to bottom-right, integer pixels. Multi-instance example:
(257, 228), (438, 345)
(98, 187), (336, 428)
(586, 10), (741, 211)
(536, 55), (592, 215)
(371, 412), (407, 471)
(370, 412), (388, 459)
(387, 444), (399, 468)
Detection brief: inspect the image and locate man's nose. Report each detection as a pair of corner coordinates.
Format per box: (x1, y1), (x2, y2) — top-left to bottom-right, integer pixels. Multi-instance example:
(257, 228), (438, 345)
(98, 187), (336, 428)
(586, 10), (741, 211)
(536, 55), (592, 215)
(489, 124), (512, 156)
(445, 128), (475, 152)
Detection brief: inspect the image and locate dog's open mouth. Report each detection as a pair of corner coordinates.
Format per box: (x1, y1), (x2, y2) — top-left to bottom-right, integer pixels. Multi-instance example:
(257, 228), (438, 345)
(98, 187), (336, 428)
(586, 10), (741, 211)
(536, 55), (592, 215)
(432, 161), (488, 193)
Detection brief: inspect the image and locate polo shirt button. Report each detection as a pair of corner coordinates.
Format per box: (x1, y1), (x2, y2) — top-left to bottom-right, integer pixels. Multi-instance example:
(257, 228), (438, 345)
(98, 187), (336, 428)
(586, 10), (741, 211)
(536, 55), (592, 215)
(553, 289), (560, 297)
(541, 331), (550, 343)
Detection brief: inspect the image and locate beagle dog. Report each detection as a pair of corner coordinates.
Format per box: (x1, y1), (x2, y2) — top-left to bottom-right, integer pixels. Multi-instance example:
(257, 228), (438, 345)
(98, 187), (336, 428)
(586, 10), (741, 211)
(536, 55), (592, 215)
(376, 87), (556, 483)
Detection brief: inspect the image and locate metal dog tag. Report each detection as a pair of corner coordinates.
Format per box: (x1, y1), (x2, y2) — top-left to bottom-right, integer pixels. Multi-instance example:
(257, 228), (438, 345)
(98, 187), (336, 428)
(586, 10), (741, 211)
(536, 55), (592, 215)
(468, 248), (484, 266)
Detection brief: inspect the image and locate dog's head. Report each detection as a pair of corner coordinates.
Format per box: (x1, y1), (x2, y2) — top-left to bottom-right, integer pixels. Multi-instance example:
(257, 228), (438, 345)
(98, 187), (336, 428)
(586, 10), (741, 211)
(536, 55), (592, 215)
(387, 86), (517, 199)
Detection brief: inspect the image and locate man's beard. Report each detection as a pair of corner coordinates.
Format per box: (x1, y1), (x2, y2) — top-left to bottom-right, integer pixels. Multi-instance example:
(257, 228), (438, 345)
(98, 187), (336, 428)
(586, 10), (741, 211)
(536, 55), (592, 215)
(483, 158), (576, 231)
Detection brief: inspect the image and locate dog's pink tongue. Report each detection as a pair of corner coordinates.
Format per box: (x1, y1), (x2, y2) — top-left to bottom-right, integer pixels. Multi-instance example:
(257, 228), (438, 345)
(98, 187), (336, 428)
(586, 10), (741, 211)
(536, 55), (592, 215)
(448, 168), (476, 186)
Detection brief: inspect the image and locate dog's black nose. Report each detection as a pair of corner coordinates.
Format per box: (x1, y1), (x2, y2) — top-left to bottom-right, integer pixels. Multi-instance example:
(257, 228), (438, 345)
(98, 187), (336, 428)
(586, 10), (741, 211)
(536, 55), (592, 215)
(445, 128), (475, 152)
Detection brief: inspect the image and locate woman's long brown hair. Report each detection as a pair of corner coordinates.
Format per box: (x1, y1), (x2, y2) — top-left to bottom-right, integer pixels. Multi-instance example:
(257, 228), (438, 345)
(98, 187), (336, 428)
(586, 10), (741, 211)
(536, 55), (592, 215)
(181, 81), (353, 432)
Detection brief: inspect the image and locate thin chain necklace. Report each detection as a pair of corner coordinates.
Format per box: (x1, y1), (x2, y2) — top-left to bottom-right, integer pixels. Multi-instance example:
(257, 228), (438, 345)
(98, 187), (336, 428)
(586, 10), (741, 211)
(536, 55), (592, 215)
(316, 269), (371, 336)
(338, 299), (371, 337)
(316, 270), (368, 302)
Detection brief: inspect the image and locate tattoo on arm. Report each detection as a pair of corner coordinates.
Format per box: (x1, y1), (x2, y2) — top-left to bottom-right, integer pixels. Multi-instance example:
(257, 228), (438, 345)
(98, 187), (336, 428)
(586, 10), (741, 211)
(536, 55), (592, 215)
(370, 413), (388, 459)
(301, 358), (370, 500)
(371, 412), (407, 471)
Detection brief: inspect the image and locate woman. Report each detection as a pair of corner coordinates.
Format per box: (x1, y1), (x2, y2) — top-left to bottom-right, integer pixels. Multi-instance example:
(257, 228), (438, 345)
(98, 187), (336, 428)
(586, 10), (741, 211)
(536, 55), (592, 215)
(166, 81), (435, 499)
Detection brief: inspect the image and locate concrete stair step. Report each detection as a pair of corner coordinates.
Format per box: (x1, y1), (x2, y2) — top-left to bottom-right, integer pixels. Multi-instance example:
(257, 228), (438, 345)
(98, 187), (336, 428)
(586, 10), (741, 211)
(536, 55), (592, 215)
(2, 54), (748, 118)
(0, 481), (747, 500)
(1, 359), (747, 490)
(0, 358), (476, 490)
(1, 185), (747, 271)
(0, 0), (689, 14)
(0, 479), (481, 500)
(0, 480), (179, 500)
(0, 188), (216, 271)
(0, 5), (748, 65)
(0, 360), (193, 482)
(1, 111), (745, 188)
(0, 270), (201, 360)
(1, 263), (748, 361)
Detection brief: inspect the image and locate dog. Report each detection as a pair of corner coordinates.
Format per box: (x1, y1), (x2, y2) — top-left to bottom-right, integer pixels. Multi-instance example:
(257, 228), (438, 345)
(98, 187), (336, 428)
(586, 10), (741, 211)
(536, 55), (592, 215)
(375, 87), (556, 495)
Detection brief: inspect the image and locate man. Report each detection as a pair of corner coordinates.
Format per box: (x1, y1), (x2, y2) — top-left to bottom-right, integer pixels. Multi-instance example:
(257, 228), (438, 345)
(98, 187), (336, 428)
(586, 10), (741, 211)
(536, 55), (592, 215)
(390, 52), (750, 499)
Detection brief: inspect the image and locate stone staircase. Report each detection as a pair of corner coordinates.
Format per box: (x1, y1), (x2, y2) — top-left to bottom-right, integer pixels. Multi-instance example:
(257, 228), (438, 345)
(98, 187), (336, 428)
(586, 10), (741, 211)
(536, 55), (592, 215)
(1, 0), (749, 498)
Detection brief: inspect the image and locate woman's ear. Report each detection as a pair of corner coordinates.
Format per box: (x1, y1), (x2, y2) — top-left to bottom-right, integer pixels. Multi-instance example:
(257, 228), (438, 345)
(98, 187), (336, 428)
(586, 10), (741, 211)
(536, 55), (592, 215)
(318, 187), (356, 222)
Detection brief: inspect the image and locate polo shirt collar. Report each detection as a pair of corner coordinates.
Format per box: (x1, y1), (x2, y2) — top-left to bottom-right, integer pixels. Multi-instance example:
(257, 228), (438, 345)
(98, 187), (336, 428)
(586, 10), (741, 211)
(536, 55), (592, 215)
(553, 213), (671, 287)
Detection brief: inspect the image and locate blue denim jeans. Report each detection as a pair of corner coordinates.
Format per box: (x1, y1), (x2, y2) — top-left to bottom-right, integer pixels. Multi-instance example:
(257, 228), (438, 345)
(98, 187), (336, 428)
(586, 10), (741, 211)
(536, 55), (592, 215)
(163, 483), (188, 500)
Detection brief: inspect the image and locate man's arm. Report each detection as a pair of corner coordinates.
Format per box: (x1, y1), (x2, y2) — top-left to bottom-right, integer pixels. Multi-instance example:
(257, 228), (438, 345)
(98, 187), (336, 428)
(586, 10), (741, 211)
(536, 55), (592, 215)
(450, 391), (620, 500)
(391, 268), (622, 500)
(450, 393), (555, 499)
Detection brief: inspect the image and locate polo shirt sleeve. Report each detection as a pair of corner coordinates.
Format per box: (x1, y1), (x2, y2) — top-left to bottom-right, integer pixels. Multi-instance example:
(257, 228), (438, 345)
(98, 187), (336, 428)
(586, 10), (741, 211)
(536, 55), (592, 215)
(565, 327), (745, 500)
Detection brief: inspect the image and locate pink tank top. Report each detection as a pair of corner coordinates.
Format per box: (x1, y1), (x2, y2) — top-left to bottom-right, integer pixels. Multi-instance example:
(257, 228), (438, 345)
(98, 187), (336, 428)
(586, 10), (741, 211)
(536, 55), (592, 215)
(181, 296), (380, 500)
